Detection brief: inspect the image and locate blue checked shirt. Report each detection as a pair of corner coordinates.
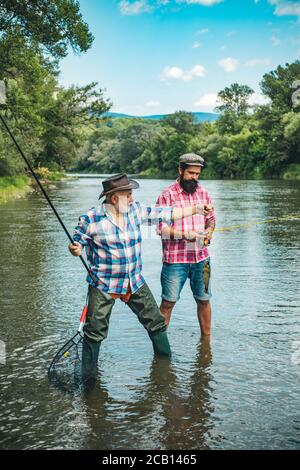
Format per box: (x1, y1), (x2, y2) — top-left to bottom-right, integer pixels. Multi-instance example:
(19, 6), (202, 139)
(73, 202), (173, 294)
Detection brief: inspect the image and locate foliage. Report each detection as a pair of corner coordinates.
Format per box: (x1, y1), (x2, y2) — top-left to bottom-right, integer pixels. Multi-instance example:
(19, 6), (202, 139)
(0, 2), (299, 184)
(216, 83), (254, 116)
(0, 0), (93, 58)
(282, 164), (300, 181)
(0, 175), (30, 203)
(260, 61), (300, 113)
(0, 3), (111, 177)
(77, 59), (300, 180)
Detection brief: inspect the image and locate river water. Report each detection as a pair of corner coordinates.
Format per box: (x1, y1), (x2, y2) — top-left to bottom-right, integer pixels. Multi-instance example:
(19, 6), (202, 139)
(0, 177), (299, 450)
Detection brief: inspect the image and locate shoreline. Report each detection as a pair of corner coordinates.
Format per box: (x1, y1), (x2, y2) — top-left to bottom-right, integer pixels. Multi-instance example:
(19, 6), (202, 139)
(0, 176), (32, 204)
(1, 169), (299, 204)
(0, 171), (69, 204)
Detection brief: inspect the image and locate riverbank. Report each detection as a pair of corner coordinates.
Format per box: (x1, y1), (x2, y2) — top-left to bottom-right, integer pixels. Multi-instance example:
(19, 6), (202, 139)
(68, 165), (300, 181)
(0, 169), (68, 204)
(0, 176), (32, 204)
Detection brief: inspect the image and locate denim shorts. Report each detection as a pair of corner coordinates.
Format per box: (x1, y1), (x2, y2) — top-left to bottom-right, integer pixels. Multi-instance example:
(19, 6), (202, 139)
(161, 258), (212, 302)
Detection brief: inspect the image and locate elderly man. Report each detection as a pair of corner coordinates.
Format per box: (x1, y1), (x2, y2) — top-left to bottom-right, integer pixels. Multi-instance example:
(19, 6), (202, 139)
(69, 173), (205, 384)
(156, 154), (216, 337)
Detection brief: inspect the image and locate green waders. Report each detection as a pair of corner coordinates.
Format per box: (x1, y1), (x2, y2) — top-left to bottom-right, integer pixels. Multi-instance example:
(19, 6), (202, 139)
(81, 337), (101, 389)
(81, 282), (171, 384)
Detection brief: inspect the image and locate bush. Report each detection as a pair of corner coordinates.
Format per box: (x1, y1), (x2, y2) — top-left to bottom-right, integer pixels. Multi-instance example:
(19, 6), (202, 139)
(34, 166), (66, 180)
(282, 164), (300, 181)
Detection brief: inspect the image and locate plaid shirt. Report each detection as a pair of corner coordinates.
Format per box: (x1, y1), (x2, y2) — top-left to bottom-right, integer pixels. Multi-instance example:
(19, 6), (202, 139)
(156, 180), (216, 264)
(73, 202), (173, 294)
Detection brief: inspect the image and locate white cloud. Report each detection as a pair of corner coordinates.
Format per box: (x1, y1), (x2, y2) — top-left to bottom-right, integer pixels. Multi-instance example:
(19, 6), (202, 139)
(119, 1), (153, 15)
(161, 64), (207, 81)
(192, 41), (201, 48)
(220, 45), (227, 51)
(245, 58), (272, 67)
(248, 92), (271, 106)
(119, 0), (224, 15)
(226, 30), (236, 37)
(268, 1), (300, 20)
(180, 0), (223, 5)
(271, 34), (281, 46)
(146, 100), (161, 107)
(196, 28), (209, 35)
(193, 91), (270, 111)
(191, 65), (207, 77)
(161, 66), (184, 80)
(194, 93), (219, 108)
(218, 57), (239, 72)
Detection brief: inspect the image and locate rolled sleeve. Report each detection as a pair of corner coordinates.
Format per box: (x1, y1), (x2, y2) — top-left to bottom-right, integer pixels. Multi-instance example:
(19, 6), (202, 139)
(73, 214), (92, 246)
(156, 193), (171, 236)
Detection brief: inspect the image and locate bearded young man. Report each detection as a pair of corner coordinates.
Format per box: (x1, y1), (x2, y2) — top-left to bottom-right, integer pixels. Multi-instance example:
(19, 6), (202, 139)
(156, 153), (216, 337)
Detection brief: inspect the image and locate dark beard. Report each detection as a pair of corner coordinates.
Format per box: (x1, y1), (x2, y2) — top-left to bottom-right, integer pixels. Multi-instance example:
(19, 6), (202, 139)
(179, 176), (198, 194)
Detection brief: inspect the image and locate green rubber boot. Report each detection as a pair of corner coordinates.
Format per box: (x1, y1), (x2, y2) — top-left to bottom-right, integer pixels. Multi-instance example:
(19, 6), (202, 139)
(149, 330), (172, 357)
(82, 337), (101, 389)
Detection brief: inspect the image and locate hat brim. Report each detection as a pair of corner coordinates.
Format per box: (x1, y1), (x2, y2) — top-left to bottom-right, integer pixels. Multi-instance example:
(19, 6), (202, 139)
(183, 162), (204, 167)
(99, 179), (139, 199)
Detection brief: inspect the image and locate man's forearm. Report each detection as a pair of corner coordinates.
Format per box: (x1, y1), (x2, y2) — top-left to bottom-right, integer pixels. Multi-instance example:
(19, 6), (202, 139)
(172, 205), (197, 221)
(161, 226), (200, 241)
(205, 218), (215, 239)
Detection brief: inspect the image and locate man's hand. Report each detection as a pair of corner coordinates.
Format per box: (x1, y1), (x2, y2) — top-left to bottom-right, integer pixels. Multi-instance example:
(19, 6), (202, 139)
(195, 204), (214, 216)
(184, 230), (207, 242)
(68, 241), (82, 257)
(203, 227), (214, 246)
(204, 204), (214, 216)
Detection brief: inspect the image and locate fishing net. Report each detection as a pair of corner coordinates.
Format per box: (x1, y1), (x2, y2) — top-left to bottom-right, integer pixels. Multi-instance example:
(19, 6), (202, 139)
(48, 304), (88, 391)
(48, 332), (83, 391)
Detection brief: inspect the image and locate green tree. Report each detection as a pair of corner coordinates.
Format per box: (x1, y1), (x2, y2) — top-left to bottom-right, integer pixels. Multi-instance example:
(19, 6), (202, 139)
(41, 82), (111, 169)
(0, 11), (110, 176)
(260, 61), (300, 113)
(0, 0), (93, 58)
(163, 111), (198, 135)
(216, 83), (254, 116)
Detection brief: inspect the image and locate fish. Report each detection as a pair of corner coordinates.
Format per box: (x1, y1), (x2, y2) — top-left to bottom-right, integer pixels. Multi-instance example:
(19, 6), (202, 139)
(203, 261), (210, 293)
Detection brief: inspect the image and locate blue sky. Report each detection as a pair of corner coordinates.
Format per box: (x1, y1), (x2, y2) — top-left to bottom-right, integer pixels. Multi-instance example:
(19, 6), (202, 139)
(59, 0), (300, 115)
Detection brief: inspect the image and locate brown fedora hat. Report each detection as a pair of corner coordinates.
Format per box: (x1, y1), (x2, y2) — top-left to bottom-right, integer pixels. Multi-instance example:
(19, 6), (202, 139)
(99, 173), (139, 199)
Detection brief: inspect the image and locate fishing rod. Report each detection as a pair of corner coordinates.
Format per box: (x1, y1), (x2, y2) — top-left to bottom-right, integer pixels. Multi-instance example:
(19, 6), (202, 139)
(0, 80), (96, 379)
(0, 80), (97, 284)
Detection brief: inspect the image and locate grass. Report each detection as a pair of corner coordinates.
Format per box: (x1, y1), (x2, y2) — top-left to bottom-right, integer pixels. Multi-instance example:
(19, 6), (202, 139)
(0, 175), (31, 203)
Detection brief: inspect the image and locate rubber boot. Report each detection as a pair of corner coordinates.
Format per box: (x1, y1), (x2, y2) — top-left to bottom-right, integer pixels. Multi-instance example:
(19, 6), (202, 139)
(81, 337), (101, 389)
(149, 330), (172, 357)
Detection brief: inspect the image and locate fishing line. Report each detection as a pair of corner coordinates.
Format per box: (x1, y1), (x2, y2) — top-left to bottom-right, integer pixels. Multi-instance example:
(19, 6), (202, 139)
(214, 213), (300, 233)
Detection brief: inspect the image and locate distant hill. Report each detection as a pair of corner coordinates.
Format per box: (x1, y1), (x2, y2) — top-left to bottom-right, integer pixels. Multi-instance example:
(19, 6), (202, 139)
(103, 111), (219, 123)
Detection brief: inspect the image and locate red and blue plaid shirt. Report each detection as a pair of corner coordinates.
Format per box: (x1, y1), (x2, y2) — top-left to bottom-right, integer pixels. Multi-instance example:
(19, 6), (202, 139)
(73, 202), (173, 294)
(156, 180), (216, 264)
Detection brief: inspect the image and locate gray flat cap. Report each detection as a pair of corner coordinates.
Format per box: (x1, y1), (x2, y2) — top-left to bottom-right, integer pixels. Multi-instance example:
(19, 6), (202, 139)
(179, 153), (204, 167)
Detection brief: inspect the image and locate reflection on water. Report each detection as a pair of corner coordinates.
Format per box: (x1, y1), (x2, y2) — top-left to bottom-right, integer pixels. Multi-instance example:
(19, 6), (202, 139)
(0, 179), (299, 449)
